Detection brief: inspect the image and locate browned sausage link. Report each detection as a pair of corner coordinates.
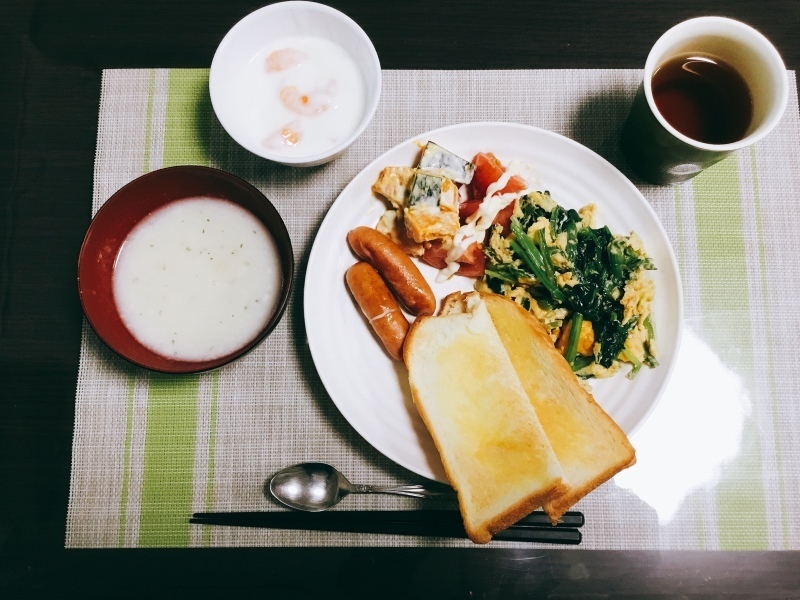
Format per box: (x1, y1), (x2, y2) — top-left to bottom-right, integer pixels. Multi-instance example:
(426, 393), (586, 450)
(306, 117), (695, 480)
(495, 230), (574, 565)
(345, 262), (409, 361)
(347, 226), (436, 316)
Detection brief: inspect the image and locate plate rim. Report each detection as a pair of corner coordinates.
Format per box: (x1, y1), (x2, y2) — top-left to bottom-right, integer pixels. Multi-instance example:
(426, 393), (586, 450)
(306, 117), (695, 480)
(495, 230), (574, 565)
(305, 121), (684, 481)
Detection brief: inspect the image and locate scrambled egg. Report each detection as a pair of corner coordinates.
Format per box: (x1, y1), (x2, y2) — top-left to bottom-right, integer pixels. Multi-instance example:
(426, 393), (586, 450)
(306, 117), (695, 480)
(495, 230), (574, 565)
(482, 193), (657, 380)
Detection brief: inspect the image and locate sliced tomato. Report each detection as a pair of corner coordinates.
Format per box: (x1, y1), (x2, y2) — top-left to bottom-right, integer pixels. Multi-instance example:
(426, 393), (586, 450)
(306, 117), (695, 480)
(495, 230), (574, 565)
(459, 196), (516, 235)
(457, 242), (483, 265)
(494, 201), (515, 235)
(472, 152), (504, 198)
(420, 241), (486, 277)
(420, 240), (448, 269)
(471, 152), (527, 198)
(456, 246), (486, 277)
(459, 198), (483, 223)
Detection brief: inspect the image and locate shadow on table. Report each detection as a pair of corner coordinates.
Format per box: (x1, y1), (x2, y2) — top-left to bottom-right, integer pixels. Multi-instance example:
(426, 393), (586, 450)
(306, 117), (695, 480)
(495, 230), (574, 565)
(565, 85), (649, 186)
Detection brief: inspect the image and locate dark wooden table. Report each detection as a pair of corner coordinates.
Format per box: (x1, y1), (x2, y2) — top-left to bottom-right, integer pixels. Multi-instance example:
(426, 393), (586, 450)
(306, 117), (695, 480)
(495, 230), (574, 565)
(3, 1), (799, 597)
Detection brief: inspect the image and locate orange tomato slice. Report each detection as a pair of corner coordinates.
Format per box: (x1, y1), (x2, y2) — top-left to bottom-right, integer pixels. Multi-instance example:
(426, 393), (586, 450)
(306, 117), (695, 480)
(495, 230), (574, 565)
(471, 152), (527, 198)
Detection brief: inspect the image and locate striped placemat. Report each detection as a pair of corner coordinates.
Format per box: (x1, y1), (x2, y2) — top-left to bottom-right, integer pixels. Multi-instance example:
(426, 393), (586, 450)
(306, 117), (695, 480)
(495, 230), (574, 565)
(66, 69), (800, 549)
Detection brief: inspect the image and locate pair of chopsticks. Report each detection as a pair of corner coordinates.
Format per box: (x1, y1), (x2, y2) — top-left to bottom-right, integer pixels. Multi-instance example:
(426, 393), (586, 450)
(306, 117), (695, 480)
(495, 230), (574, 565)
(190, 510), (584, 544)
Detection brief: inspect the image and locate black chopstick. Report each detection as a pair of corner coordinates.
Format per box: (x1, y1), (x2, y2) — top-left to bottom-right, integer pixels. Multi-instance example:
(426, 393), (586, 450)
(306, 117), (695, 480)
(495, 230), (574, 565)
(190, 510), (583, 544)
(192, 509), (583, 527)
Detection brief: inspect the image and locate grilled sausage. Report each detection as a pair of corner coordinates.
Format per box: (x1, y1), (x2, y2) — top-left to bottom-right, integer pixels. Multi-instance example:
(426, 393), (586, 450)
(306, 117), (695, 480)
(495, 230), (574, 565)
(345, 262), (409, 361)
(347, 226), (436, 316)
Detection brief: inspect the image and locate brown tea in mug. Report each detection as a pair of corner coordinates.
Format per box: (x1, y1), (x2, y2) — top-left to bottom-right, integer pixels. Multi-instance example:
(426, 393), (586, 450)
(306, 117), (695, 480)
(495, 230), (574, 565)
(651, 52), (753, 144)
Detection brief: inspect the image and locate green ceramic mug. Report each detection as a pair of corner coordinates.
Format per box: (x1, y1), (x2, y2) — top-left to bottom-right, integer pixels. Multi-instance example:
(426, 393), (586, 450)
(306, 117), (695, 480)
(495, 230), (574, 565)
(621, 17), (788, 185)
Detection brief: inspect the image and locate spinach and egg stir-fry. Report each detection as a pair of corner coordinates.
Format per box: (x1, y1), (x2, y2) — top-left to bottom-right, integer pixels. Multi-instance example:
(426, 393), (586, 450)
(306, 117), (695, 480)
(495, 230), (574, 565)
(477, 191), (658, 379)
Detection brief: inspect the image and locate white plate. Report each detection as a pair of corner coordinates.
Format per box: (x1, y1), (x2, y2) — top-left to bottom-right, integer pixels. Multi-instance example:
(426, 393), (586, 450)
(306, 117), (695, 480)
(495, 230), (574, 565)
(305, 122), (683, 482)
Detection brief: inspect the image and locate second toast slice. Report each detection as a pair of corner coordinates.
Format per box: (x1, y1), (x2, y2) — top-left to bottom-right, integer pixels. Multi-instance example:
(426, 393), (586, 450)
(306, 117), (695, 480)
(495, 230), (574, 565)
(404, 294), (566, 543)
(480, 293), (636, 523)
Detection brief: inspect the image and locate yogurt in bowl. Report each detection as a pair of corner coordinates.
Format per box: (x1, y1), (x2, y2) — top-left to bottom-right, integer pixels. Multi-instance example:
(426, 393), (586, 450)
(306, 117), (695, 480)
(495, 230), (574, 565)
(210, 2), (381, 166)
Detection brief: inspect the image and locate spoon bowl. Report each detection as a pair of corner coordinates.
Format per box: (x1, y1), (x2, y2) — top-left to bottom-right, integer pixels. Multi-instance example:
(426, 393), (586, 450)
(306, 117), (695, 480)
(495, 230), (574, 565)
(269, 463), (347, 512)
(268, 462), (455, 512)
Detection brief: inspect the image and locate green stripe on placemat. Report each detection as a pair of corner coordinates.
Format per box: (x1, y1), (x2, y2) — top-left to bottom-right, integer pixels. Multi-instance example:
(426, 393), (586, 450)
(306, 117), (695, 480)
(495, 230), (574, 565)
(137, 69), (213, 547)
(692, 155), (768, 550)
(164, 69), (213, 168)
(139, 374), (201, 547)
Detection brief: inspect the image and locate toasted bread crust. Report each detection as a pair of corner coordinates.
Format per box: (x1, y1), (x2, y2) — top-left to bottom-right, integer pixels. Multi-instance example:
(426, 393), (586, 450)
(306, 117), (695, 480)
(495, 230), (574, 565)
(406, 361), (564, 544)
(479, 293), (635, 523)
(404, 303), (565, 544)
(405, 291), (636, 539)
(478, 479), (570, 542)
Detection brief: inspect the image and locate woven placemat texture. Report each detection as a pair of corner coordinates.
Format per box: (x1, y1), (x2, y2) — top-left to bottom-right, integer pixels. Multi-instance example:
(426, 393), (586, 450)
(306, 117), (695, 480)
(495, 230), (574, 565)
(66, 69), (800, 549)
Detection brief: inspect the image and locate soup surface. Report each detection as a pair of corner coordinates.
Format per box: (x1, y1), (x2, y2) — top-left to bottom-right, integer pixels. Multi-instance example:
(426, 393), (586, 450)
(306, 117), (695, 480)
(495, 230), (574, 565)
(113, 197), (282, 361)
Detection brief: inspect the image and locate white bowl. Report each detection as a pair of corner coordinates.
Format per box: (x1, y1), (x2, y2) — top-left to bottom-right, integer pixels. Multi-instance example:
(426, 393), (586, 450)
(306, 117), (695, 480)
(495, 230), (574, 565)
(209, 1), (381, 167)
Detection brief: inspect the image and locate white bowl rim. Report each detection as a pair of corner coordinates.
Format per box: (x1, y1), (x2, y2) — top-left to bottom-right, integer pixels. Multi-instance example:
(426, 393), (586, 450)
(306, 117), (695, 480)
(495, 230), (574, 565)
(209, 1), (382, 165)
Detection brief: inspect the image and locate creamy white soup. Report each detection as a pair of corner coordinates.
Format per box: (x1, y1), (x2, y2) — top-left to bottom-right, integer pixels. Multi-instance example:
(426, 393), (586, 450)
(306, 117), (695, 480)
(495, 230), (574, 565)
(113, 197), (282, 361)
(232, 34), (365, 157)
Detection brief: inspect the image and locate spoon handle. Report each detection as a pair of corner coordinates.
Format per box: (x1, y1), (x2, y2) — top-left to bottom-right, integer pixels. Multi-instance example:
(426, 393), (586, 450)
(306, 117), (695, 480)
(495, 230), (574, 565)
(352, 484), (456, 499)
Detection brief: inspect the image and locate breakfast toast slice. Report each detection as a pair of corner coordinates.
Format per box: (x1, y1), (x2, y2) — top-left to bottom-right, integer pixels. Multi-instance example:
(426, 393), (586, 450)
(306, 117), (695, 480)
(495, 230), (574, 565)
(404, 294), (566, 543)
(478, 292), (636, 523)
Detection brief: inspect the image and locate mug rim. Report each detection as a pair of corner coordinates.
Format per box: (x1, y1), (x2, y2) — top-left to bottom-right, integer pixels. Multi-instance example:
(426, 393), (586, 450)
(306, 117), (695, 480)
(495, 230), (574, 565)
(642, 16), (788, 152)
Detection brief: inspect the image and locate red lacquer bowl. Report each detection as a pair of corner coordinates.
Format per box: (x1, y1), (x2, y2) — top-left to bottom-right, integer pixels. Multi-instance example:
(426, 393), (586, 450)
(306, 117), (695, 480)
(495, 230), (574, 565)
(77, 166), (294, 373)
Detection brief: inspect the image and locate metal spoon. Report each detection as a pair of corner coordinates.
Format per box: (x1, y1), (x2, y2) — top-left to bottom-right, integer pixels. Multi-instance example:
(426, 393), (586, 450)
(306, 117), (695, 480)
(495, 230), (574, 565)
(268, 462), (455, 512)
